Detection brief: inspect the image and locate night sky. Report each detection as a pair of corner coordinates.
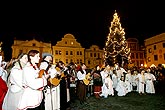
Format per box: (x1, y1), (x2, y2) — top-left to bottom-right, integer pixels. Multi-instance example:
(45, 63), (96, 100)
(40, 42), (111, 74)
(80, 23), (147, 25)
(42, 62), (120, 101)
(0, 1), (164, 61)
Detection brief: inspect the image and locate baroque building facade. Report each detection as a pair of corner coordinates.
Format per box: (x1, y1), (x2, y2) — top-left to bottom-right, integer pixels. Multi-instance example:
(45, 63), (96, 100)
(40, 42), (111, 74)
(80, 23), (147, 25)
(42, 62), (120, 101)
(52, 33), (85, 65)
(127, 38), (146, 68)
(11, 39), (52, 59)
(144, 33), (165, 67)
(85, 45), (104, 69)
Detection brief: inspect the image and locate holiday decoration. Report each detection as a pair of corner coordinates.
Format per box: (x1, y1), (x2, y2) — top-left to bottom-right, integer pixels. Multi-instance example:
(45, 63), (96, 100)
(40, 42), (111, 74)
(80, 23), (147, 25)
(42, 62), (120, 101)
(104, 11), (131, 67)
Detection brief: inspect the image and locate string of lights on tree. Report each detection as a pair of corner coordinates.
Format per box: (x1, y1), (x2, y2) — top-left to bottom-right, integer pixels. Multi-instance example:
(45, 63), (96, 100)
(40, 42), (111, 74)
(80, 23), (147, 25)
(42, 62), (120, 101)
(103, 11), (131, 67)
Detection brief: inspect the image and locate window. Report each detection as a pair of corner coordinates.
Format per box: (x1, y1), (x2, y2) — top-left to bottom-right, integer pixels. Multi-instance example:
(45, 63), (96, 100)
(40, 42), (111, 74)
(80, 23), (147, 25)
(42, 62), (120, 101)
(66, 59), (68, 64)
(80, 51), (82, 55)
(163, 43), (165, 48)
(55, 59), (58, 63)
(136, 53), (138, 59)
(148, 57), (151, 62)
(131, 53), (134, 59)
(154, 55), (158, 61)
(88, 60), (90, 64)
(94, 53), (96, 57)
(55, 50), (58, 55)
(77, 59), (79, 64)
(98, 53), (100, 58)
(164, 53), (165, 60)
(154, 45), (156, 50)
(80, 59), (82, 64)
(140, 53), (143, 59)
(90, 53), (92, 57)
(77, 51), (79, 55)
(136, 61), (139, 67)
(66, 51), (68, 55)
(59, 51), (61, 55)
(32, 43), (36, 46)
(65, 41), (67, 44)
(70, 51), (73, 55)
(148, 48), (152, 53)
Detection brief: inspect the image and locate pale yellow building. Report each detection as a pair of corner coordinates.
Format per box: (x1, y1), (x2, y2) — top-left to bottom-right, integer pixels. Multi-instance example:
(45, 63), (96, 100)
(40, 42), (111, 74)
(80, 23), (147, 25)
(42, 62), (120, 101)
(0, 41), (5, 61)
(11, 39), (52, 59)
(52, 33), (85, 65)
(144, 33), (165, 67)
(85, 45), (104, 69)
(127, 38), (146, 68)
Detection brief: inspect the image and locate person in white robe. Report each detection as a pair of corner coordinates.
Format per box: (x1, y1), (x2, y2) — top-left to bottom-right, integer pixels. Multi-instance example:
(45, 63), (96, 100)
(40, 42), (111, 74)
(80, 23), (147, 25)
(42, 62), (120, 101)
(115, 76), (128, 96)
(136, 70), (146, 95)
(2, 53), (28, 110)
(145, 68), (156, 94)
(100, 65), (114, 98)
(44, 65), (60, 110)
(125, 70), (133, 93)
(111, 69), (118, 90)
(132, 70), (138, 92)
(115, 64), (127, 82)
(39, 53), (60, 110)
(17, 50), (49, 110)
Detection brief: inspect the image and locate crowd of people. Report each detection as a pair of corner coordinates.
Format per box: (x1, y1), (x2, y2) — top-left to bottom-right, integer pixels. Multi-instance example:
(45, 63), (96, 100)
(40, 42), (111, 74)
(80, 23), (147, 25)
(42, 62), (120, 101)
(0, 50), (165, 110)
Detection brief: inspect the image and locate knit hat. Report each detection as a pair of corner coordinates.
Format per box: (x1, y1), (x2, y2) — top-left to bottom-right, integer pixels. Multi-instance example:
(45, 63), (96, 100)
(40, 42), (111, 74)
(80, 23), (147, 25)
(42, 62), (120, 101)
(42, 53), (53, 59)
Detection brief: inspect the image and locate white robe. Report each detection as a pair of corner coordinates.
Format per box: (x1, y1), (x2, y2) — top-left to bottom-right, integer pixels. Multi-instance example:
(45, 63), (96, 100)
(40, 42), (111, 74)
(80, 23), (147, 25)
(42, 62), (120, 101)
(40, 62), (61, 110)
(125, 73), (133, 92)
(115, 80), (127, 96)
(100, 70), (114, 98)
(145, 73), (156, 94)
(136, 73), (146, 93)
(17, 63), (47, 110)
(112, 74), (118, 89)
(2, 62), (24, 110)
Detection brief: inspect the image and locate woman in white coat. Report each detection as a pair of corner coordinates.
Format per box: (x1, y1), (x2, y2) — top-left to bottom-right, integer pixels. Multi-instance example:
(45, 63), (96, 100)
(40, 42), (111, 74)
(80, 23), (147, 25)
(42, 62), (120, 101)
(17, 50), (49, 110)
(2, 53), (28, 110)
(100, 65), (114, 98)
(145, 68), (156, 94)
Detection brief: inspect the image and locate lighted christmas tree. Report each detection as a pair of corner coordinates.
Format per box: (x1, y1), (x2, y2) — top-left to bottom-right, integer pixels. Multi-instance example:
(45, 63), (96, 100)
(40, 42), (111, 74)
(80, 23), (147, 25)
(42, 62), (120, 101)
(104, 11), (131, 67)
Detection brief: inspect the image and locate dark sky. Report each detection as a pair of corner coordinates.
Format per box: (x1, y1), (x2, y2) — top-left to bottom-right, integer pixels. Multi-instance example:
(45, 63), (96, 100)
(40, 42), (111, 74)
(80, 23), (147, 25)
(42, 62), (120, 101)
(0, 1), (164, 61)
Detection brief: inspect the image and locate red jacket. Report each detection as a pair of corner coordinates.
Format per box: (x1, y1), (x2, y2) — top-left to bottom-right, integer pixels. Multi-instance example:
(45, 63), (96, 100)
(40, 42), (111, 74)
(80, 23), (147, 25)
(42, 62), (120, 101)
(0, 77), (8, 110)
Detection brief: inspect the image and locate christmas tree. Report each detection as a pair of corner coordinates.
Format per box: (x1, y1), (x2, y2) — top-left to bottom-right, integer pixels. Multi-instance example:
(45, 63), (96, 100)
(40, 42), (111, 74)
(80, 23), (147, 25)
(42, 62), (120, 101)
(104, 11), (131, 67)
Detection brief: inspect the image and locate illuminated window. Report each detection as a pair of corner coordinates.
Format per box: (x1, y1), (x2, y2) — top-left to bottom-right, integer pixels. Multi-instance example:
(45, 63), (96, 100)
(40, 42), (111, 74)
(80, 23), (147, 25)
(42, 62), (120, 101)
(148, 48), (152, 53)
(148, 57), (151, 62)
(59, 51), (61, 55)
